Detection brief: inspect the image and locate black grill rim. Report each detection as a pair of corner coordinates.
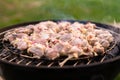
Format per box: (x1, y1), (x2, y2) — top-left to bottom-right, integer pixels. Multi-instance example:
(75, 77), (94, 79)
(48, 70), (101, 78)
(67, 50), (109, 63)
(0, 20), (120, 69)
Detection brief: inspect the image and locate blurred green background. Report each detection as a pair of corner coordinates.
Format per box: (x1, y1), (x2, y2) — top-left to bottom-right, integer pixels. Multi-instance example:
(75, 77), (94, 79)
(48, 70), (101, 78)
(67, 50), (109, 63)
(0, 0), (120, 79)
(1, 0), (120, 28)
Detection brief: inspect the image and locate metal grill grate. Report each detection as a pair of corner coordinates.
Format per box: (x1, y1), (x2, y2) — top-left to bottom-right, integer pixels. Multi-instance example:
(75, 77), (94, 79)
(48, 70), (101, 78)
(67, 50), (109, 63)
(0, 30), (118, 68)
(0, 49), (107, 67)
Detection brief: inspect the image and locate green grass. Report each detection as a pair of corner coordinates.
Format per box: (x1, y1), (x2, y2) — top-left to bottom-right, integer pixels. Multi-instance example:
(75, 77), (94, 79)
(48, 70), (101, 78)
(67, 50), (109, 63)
(0, 0), (120, 79)
(1, 0), (120, 28)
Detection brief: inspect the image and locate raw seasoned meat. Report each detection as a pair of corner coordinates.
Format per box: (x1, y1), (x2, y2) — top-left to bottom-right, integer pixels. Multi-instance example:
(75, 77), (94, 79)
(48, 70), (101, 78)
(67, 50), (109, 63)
(3, 21), (114, 60)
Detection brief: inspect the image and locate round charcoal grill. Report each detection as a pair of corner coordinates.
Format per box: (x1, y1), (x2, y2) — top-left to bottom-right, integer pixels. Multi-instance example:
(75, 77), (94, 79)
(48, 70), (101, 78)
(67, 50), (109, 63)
(0, 20), (120, 80)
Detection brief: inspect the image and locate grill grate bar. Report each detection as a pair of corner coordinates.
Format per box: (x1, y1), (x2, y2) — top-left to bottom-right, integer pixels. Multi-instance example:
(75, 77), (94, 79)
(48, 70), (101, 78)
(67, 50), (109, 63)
(17, 59), (24, 64)
(36, 61), (43, 67)
(9, 57), (17, 62)
(48, 62), (54, 67)
(0, 49), (8, 56)
(73, 61), (78, 67)
(87, 59), (92, 65)
(1, 55), (11, 60)
(100, 55), (106, 62)
(26, 61), (32, 66)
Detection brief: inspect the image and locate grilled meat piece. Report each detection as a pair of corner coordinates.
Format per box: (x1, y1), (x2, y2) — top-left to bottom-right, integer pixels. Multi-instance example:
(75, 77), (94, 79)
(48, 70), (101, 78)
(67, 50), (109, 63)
(27, 43), (45, 58)
(45, 48), (60, 60)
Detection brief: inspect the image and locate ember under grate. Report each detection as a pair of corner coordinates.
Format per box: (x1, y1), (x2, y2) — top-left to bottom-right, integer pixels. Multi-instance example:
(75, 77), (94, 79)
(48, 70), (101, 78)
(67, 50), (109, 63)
(0, 39), (118, 67)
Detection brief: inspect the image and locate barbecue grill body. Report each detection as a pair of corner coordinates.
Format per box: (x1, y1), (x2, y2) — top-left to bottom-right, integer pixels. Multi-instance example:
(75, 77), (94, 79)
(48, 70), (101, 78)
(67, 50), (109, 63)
(0, 59), (120, 80)
(0, 20), (120, 80)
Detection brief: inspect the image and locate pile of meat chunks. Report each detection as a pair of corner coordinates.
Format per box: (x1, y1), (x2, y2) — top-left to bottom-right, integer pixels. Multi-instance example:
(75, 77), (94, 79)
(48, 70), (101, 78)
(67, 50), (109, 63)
(4, 21), (114, 60)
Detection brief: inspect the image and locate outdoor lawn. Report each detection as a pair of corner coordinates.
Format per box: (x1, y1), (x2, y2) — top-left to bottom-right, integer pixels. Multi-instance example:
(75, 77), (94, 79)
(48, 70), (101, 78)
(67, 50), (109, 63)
(0, 0), (120, 80)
